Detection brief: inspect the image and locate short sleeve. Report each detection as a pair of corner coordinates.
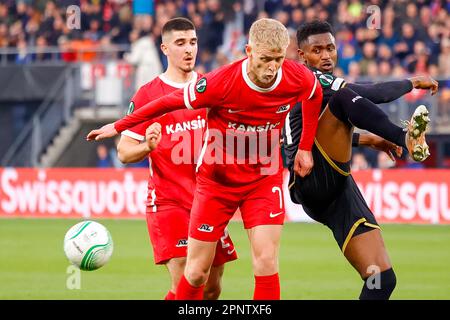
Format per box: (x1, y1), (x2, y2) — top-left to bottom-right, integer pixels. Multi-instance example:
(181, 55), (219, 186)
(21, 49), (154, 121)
(122, 86), (159, 141)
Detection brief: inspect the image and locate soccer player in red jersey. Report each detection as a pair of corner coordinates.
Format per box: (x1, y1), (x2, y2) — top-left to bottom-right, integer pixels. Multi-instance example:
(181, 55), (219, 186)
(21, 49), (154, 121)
(87, 18), (323, 300)
(115, 18), (237, 300)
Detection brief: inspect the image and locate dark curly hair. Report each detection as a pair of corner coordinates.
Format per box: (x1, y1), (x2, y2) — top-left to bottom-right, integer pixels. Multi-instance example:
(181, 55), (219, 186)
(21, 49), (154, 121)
(296, 20), (334, 47)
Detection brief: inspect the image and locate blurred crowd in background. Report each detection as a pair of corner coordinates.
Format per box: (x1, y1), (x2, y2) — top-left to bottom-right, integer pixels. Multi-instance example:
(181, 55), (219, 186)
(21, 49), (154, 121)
(1, 0), (449, 169)
(1, 0), (449, 75)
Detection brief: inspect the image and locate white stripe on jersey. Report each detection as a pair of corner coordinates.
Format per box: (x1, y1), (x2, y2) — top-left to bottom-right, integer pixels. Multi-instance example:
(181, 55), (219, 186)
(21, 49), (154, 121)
(189, 79), (197, 102)
(147, 157), (156, 212)
(284, 111), (293, 145)
(184, 83), (194, 110)
(332, 77), (346, 91)
(121, 130), (145, 141)
(307, 76), (318, 100)
(149, 189), (157, 213)
(195, 126), (209, 173)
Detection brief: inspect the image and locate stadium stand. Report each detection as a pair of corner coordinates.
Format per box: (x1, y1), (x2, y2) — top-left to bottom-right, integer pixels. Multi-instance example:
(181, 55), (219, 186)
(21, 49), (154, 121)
(0, 0), (448, 168)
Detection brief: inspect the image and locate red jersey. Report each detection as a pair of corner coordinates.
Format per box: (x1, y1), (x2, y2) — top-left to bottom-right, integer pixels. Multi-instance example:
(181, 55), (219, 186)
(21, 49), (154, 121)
(115, 58), (322, 186)
(122, 72), (206, 211)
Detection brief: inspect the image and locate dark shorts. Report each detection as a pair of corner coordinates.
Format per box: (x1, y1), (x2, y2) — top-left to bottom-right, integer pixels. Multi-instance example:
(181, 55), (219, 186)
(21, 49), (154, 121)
(288, 139), (380, 252)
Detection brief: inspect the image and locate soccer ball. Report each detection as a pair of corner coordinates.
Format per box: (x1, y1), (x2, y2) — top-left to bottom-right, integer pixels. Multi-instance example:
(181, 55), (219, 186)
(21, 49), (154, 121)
(64, 220), (113, 271)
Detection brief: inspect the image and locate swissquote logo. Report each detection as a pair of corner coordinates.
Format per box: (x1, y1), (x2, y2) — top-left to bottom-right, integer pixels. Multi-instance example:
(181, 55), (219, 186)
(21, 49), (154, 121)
(198, 224), (214, 232)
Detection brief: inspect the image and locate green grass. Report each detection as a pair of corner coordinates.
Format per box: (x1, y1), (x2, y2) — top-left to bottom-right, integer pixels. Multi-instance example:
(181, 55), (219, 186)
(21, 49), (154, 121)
(0, 218), (449, 299)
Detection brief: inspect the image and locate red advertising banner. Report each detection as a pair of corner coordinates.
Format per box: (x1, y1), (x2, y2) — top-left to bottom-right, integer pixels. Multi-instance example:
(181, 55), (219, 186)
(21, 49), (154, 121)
(0, 168), (149, 219)
(352, 169), (450, 224)
(0, 168), (449, 224)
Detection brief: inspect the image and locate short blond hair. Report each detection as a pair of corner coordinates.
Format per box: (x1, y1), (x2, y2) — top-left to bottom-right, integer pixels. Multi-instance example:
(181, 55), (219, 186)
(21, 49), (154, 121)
(248, 18), (290, 50)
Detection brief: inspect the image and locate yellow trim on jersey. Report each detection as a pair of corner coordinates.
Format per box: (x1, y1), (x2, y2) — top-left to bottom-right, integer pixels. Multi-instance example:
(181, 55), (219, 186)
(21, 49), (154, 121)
(314, 138), (350, 176)
(341, 218), (382, 253)
(288, 173), (296, 190)
(364, 222), (381, 230)
(342, 218), (367, 253)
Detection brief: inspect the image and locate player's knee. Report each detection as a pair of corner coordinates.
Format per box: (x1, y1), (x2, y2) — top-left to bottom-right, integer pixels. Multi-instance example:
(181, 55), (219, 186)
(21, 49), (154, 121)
(252, 252), (278, 275)
(381, 268), (397, 293)
(359, 268), (397, 300)
(185, 268), (209, 287)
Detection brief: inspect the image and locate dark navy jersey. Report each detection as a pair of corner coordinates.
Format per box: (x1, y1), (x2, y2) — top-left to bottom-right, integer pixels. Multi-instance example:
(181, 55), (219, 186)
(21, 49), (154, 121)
(283, 69), (346, 168)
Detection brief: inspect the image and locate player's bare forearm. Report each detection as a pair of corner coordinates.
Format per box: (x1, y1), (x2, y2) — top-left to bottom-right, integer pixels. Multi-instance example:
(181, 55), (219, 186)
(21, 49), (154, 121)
(358, 133), (402, 161)
(117, 136), (151, 164)
(408, 75), (439, 95)
(117, 123), (161, 163)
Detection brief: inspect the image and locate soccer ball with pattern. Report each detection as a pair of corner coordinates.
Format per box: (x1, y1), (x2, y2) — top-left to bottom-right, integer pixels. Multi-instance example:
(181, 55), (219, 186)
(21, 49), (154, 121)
(64, 220), (113, 271)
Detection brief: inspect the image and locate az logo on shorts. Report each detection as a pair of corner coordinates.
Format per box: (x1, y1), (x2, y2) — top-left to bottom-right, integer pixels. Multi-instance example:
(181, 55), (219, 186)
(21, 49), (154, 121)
(176, 239), (188, 247)
(198, 224), (214, 232)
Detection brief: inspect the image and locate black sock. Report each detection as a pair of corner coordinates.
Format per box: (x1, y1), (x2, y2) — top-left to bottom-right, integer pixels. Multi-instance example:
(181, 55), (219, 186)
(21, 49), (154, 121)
(359, 268), (397, 300)
(328, 87), (406, 149)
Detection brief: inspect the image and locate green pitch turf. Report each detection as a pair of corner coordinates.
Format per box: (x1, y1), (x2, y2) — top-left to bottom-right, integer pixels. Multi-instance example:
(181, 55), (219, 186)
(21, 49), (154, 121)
(0, 218), (449, 299)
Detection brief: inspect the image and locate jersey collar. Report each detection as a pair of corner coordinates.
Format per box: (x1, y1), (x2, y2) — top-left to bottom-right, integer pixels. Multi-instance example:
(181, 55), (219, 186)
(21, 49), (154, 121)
(158, 72), (198, 89)
(241, 58), (283, 93)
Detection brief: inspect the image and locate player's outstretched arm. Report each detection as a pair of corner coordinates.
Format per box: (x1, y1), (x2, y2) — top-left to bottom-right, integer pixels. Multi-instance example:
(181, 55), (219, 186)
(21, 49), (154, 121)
(86, 88), (186, 141)
(345, 75), (438, 104)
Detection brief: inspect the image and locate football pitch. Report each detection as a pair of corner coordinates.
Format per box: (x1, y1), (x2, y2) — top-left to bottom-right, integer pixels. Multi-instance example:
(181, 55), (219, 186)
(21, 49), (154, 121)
(1, 218), (449, 300)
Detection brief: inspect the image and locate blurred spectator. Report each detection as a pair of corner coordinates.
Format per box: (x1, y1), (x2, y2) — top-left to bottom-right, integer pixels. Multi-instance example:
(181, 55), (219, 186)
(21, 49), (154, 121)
(394, 23), (416, 60)
(351, 152), (370, 171)
(32, 35), (52, 61)
(359, 42), (377, 76)
(377, 24), (399, 48)
(338, 43), (358, 74)
(15, 38), (32, 64)
(377, 152), (396, 169)
(439, 37), (450, 77)
(406, 41), (432, 74)
(219, 1), (246, 62)
(96, 144), (113, 168)
(124, 30), (162, 90)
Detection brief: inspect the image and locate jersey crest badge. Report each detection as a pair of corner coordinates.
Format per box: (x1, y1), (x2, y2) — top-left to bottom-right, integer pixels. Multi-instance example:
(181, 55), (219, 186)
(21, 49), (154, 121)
(196, 78), (207, 93)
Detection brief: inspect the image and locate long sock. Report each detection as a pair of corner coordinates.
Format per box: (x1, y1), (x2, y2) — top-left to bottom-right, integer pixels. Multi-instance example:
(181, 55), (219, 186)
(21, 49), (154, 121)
(253, 273), (280, 300)
(359, 268), (397, 300)
(175, 275), (205, 300)
(164, 290), (176, 300)
(328, 87), (406, 149)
